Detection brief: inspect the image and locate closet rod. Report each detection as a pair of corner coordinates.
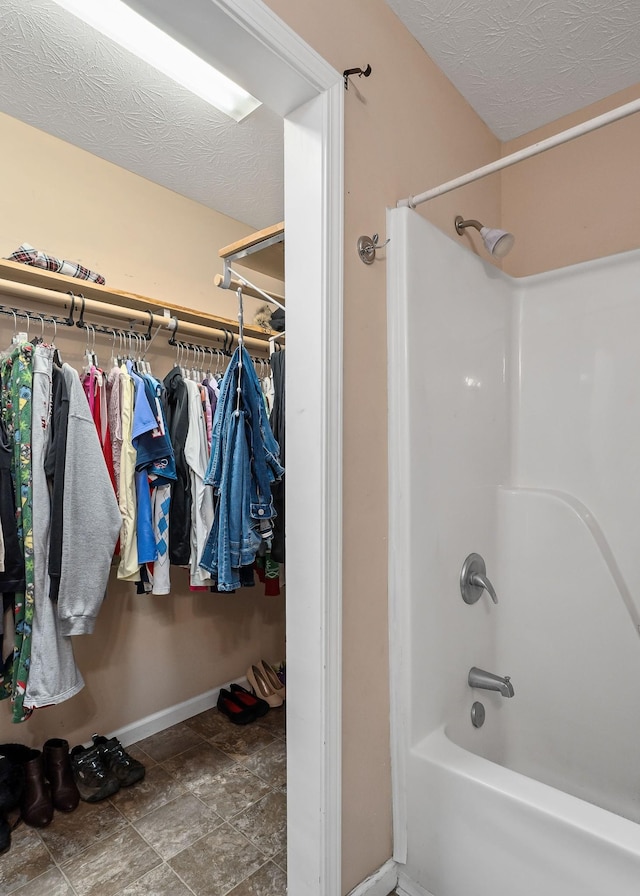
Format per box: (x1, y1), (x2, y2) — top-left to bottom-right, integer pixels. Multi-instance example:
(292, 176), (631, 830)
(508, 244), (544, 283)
(169, 318), (270, 354)
(0, 278), (173, 330)
(0, 278), (271, 355)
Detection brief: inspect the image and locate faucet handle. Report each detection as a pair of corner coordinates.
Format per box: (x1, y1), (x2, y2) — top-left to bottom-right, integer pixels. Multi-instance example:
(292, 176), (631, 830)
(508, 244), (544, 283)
(460, 553), (499, 605)
(470, 572), (498, 604)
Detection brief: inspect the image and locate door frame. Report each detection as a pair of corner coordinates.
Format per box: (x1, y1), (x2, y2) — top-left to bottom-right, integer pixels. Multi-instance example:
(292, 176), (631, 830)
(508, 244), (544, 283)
(184, 3), (344, 892)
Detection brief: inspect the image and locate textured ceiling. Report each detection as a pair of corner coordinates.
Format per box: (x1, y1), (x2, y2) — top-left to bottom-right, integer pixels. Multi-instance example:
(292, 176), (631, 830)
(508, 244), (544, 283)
(2, 0), (639, 215)
(385, 0), (640, 139)
(0, 0), (284, 230)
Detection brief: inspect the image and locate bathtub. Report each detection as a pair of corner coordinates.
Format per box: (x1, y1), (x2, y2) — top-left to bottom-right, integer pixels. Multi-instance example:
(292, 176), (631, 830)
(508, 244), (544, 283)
(398, 725), (640, 896)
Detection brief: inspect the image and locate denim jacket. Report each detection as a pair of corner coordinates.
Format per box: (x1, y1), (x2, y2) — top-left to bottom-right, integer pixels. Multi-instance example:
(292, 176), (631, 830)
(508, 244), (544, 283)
(199, 346), (283, 590)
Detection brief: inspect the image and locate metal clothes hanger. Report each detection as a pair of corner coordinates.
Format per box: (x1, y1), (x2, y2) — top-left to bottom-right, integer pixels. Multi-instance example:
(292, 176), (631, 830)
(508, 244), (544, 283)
(12, 310), (30, 345)
(90, 325), (98, 368)
(109, 330), (117, 369)
(235, 286), (245, 416)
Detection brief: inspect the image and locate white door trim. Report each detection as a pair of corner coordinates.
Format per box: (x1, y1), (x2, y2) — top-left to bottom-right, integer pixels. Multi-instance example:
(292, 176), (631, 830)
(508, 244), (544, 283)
(208, 4), (344, 894)
(284, 82), (344, 895)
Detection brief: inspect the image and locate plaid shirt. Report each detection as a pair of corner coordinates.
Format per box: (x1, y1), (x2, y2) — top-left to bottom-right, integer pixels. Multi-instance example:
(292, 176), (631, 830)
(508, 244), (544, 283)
(6, 243), (105, 285)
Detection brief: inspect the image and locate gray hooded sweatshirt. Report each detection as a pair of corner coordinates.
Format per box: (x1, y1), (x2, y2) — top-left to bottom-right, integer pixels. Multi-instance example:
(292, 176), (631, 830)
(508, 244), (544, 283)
(57, 364), (122, 635)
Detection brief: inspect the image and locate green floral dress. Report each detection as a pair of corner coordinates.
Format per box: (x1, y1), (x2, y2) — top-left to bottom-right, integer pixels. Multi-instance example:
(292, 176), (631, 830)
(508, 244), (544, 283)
(0, 343), (35, 722)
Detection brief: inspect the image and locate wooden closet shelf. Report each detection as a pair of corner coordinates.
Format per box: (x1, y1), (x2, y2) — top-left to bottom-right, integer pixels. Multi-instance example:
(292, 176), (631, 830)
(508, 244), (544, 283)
(0, 258), (278, 342)
(219, 221), (284, 282)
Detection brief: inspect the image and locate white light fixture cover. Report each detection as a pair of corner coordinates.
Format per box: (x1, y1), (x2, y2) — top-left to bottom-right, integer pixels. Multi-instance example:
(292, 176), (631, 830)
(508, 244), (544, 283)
(50, 0), (261, 122)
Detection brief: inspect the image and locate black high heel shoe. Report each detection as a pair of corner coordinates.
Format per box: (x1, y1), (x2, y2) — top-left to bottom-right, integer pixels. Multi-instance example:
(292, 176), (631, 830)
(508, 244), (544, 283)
(230, 682), (270, 717)
(217, 688), (258, 725)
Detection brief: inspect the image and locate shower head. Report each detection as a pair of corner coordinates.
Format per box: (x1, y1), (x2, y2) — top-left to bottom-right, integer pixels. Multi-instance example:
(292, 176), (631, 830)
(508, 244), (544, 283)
(454, 215), (515, 259)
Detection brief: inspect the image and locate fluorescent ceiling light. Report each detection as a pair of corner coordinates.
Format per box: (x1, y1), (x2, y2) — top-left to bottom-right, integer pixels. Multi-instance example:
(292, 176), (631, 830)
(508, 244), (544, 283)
(50, 0), (261, 121)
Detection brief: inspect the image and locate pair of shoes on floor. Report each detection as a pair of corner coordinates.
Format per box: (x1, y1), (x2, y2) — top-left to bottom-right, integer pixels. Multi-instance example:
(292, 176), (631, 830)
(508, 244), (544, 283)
(218, 683), (270, 725)
(70, 734), (145, 803)
(0, 738), (80, 834)
(247, 660), (286, 708)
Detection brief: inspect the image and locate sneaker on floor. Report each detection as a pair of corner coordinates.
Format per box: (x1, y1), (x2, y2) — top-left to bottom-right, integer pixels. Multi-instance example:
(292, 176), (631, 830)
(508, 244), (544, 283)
(70, 744), (120, 803)
(91, 735), (145, 787)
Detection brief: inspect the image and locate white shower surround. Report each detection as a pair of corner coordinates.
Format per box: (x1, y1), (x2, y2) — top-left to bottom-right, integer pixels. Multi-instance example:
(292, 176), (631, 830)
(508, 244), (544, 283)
(387, 206), (640, 895)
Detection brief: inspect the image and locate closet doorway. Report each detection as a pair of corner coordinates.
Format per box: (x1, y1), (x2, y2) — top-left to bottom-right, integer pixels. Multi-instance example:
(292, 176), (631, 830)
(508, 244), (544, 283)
(0, 2), (343, 895)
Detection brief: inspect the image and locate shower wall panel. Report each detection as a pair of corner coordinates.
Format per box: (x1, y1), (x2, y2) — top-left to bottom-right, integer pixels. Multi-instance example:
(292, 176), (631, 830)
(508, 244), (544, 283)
(515, 248), (640, 605)
(388, 207), (512, 745)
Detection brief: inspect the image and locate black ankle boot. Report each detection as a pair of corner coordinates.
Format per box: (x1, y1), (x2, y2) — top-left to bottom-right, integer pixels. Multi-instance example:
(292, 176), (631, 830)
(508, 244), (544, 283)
(43, 739), (79, 812)
(0, 814), (10, 855)
(0, 747), (24, 816)
(0, 745), (26, 854)
(0, 744), (52, 827)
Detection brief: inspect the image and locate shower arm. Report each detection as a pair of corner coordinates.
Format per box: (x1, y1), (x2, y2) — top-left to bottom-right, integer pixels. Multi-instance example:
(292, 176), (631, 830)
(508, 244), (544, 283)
(455, 218), (483, 235)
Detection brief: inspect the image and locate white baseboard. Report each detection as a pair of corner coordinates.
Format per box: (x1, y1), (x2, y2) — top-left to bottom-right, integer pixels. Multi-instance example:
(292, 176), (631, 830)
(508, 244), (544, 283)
(107, 677), (249, 747)
(396, 871), (435, 896)
(347, 859), (399, 896)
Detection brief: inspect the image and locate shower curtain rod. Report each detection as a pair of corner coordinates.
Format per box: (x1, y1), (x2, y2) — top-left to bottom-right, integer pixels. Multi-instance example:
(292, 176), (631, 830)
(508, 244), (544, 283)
(397, 95), (640, 208)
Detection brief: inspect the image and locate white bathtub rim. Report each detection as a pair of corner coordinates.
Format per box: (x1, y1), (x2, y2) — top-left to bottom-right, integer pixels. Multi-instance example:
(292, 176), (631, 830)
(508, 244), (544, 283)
(414, 725), (640, 855)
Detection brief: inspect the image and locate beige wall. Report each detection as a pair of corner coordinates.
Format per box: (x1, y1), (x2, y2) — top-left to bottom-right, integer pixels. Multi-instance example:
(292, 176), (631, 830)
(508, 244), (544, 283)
(8, 8), (631, 892)
(502, 83), (640, 278)
(0, 112), (286, 749)
(259, 8), (640, 891)
(264, 2), (502, 891)
(0, 112), (283, 322)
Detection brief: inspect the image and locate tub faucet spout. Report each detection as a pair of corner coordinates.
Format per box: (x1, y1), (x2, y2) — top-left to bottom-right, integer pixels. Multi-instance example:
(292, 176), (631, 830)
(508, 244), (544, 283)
(468, 666), (514, 697)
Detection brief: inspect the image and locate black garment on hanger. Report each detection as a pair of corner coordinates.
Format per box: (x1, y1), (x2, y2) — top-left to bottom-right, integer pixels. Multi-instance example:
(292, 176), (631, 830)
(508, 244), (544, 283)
(163, 366), (192, 566)
(270, 350), (285, 564)
(44, 364), (70, 602)
(0, 415), (25, 594)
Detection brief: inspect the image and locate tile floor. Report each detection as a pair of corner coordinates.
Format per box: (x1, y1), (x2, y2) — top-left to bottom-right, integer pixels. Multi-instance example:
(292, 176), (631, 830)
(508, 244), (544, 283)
(0, 706), (286, 896)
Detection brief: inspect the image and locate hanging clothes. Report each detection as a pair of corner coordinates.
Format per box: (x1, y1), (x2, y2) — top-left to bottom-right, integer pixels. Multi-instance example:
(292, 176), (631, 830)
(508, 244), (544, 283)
(117, 365), (140, 581)
(151, 484), (171, 595)
(139, 372), (176, 595)
(56, 364), (121, 634)
(83, 365), (117, 496)
(0, 342), (35, 721)
(107, 365), (123, 500)
(199, 345), (283, 591)
(202, 378), (215, 451)
(45, 363), (69, 601)
(269, 349), (285, 565)
(0, 410), (25, 705)
(25, 346), (83, 708)
(129, 361), (160, 572)
(184, 378), (214, 587)
(163, 366), (192, 566)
